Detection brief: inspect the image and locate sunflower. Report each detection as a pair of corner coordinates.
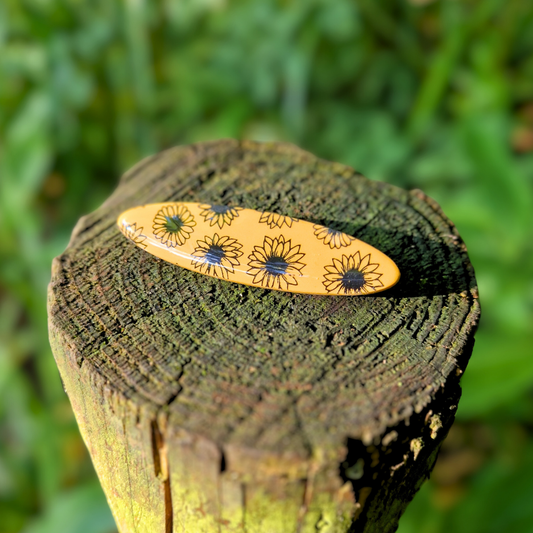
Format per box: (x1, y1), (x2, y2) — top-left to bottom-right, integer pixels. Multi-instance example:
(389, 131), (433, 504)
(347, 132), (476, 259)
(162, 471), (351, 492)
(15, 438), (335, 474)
(258, 211), (298, 229)
(152, 204), (196, 247)
(190, 234), (243, 279)
(119, 222), (147, 249)
(322, 252), (383, 295)
(313, 224), (356, 249)
(247, 235), (306, 290)
(199, 204), (243, 228)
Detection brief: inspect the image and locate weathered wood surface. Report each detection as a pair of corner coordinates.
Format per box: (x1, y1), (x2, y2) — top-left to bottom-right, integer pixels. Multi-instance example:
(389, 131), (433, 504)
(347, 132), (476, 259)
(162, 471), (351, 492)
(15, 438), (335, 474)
(48, 140), (480, 533)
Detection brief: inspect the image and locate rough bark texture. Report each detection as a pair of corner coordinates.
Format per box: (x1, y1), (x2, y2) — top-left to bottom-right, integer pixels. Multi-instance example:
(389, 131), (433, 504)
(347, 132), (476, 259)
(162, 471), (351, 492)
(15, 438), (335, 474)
(48, 140), (480, 533)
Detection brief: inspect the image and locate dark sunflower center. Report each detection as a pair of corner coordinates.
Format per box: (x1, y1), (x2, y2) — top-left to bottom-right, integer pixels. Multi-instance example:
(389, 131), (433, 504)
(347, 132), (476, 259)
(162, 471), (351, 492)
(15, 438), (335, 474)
(204, 245), (225, 265)
(210, 205), (231, 214)
(266, 255), (288, 276)
(341, 269), (365, 291)
(164, 215), (184, 233)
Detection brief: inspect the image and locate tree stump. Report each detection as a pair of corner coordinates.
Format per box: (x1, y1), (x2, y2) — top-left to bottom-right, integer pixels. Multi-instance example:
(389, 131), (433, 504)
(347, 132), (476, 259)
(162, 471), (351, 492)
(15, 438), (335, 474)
(47, 140), (480, 533)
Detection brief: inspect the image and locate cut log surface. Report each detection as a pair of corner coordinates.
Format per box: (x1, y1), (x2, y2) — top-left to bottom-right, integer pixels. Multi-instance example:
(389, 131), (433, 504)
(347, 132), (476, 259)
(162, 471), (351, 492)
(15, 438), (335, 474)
(48, 140), (480, 533)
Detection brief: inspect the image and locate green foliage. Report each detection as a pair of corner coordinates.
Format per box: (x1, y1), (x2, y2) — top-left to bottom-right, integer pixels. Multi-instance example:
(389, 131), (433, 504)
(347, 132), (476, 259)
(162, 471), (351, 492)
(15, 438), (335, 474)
(0, 0), (532, 531)
(22, 482), (116, 533)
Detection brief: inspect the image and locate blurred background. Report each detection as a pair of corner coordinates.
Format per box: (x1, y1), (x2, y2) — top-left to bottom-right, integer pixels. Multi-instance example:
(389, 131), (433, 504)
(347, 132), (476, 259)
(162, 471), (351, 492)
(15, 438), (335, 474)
(1, 0), (532, 532)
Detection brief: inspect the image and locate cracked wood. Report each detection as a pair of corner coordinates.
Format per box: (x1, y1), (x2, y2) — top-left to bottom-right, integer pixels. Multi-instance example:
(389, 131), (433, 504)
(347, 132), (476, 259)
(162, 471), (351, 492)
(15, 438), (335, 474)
(48, 140), (480, 533)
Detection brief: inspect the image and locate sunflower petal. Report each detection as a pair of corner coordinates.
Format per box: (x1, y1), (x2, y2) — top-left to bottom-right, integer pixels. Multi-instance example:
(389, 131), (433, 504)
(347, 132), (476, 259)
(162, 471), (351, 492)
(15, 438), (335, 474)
(359, 254), (371, 270)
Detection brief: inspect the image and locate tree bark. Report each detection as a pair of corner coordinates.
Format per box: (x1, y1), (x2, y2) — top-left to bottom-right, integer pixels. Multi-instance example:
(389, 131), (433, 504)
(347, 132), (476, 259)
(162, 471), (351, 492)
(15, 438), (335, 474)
(47, 140), (480, 533)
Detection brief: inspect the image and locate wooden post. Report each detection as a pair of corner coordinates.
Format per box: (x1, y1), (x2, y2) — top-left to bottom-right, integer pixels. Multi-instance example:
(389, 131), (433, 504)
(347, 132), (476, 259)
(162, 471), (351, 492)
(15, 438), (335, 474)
(48, 140), (480, 533)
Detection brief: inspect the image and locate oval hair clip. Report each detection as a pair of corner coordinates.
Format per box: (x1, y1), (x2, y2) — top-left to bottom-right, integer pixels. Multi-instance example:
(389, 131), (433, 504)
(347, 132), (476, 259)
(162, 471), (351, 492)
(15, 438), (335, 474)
(117, 203), (400, 295)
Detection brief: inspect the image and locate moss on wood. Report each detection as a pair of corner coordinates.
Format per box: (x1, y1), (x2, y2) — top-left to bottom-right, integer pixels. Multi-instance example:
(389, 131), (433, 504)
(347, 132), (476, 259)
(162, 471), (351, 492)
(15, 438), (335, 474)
(48, 140), (480, 532)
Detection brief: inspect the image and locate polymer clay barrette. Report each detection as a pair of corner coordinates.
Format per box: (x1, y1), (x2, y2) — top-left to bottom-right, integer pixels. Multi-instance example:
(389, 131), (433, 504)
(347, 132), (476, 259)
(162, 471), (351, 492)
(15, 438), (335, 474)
(117, 203), (400, 295)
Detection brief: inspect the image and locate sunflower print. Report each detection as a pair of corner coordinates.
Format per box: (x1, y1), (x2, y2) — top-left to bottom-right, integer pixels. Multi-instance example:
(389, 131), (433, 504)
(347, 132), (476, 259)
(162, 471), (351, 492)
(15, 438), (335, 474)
(190, 234), (243, 279)
(322, 252), (383, 294)
(199, 204), (243, 228)
(152, 204), (196, 247)
(313, 224), (356, 249)
(120, 222), (147, 249)
(247, 235), (306, 290)
(258, 211), (298, 229)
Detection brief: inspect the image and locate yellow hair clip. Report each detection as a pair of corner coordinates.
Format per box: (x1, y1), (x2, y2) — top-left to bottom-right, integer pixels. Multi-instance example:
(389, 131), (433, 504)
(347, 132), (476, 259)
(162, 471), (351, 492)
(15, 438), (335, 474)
(117, 203), (400, 295)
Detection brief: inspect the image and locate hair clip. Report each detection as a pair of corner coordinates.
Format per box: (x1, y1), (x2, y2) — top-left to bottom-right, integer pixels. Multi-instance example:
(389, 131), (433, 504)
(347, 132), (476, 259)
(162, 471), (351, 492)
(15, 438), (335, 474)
(117, 203), (400, 295)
